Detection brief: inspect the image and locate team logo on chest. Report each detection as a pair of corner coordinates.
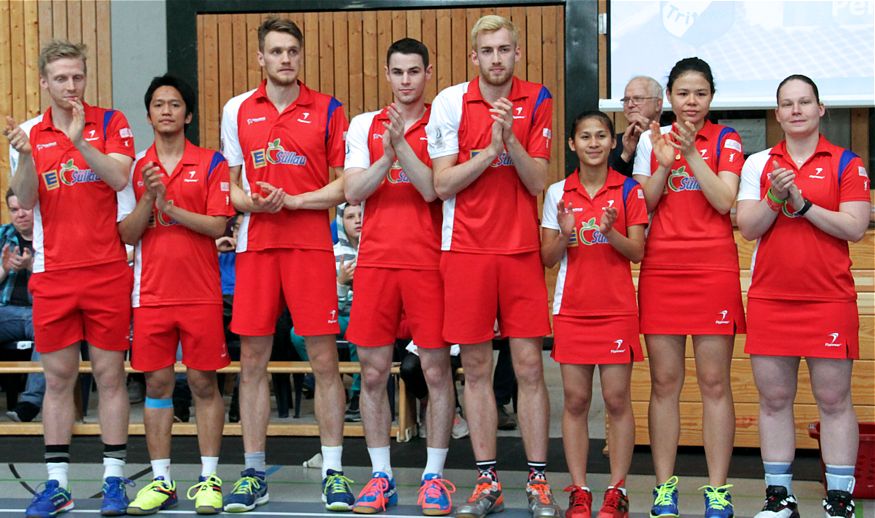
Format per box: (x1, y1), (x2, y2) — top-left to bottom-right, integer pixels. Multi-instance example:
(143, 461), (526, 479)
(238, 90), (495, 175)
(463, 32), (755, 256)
(43, 159), (100, 190)
(386, 160), (410, 184)
(578, 217), (608, 246)
(668, 166), (701, 192)
(251, 138), (308, 168)
(471, 149), (514, 168)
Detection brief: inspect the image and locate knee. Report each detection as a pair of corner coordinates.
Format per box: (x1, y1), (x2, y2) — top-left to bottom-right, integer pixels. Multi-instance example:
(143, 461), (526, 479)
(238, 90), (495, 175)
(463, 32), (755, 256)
(45, 371), (76, 394)
(564, 391), (591, 417)
(602, 389), (631, 417)
(758, 386), (795, 414)
(188, 374), (218, 400)
(93, 365), (126, 393)
(421, 362), (451, 391)
(361, 364), (389, 391)
(650, 371), (683, 398)
(814, 388), (851, 416)
(513, 359), (544, 389)
(697, 370), (731, 401)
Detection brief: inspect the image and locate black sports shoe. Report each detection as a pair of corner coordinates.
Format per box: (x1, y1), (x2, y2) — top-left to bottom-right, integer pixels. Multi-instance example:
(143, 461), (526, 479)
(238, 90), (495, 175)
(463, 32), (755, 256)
(753, 485), (799, 518)
(6, 401), (40, 422)
(822, 489), (855, 518)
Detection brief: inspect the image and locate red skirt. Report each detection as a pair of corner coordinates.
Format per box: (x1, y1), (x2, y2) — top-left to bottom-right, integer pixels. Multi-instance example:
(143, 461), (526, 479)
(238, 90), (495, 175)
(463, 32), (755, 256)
(551, 314), (643, 365)
(638, 268), (746, 335)
(745, 298), (859, 359)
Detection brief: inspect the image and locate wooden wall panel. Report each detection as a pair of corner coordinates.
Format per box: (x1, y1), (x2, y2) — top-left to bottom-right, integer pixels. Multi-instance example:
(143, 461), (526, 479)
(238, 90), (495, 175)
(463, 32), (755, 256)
(195, 6), (566, 191)
(1, 0), (112, 221)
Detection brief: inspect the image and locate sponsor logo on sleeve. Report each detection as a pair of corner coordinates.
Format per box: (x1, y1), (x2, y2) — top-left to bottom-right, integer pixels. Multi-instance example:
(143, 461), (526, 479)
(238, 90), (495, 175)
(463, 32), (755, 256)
(246, 116), (267, 125)
(724, 139), (742, 152)
(220, 181), (230, 192)
(859, 166), (868, 177)
(119, 128), (133, 138)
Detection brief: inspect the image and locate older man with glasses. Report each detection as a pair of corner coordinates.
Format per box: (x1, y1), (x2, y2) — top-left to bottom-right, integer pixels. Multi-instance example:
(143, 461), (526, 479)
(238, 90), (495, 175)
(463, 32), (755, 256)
(610, 76), (663, 177)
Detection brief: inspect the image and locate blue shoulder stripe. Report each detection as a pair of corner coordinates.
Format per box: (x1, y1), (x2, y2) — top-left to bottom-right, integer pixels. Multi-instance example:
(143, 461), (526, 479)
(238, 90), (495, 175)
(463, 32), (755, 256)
(207, 151), (226, 178)
(621, 177), (638, 209)
(102, 110), (116, 139)
(837, 149), (857, 183)
(326, 97), (343, 143)
(714, 126), (733, 163)
(532, 86), (552, 123)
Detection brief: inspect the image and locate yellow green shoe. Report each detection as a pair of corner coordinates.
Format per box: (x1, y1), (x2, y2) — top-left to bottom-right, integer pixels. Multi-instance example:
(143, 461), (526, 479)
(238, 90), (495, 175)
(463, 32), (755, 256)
(187, 474), (223, 515)
(127, 477), (177, 515)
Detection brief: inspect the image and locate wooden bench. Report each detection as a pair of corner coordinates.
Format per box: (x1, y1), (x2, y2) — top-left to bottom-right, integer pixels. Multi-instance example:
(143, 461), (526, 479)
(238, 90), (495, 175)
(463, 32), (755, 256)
(0, 361), (422, 442)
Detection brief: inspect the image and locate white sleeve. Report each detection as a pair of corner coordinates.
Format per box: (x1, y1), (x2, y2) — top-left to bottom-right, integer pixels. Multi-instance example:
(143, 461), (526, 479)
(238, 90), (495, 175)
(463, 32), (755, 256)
(632, 126), (667, 177)
(116, 152), (142, 221)
(738, 149), (771, 201)
(221, 92), (249, 168)
(344, 111), (377, 171)
(541, 181), (564, 230)
(426, 83), (464, 159)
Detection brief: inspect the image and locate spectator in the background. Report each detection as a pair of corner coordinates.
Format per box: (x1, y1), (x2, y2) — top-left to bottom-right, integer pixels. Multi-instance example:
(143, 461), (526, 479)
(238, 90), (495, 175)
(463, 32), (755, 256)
(609, 76), (663, 177)
(291, 202), (362, 420)
(1, 188), (43, 423)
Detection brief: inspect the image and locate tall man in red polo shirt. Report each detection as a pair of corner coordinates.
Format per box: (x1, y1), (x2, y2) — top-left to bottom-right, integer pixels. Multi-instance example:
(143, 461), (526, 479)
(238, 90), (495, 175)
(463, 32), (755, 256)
(118, 74), (233, 515)
(426, 15), (560, 518)
(5, 40), (135, 518)
(219, 17), (351, 512)
(344, 38), (456, 516)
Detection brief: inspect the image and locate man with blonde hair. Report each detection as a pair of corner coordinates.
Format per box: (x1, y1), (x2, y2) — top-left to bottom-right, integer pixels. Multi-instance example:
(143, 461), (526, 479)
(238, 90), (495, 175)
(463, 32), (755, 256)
(427, 14), (560, 518)
(5, 39), (136, 517)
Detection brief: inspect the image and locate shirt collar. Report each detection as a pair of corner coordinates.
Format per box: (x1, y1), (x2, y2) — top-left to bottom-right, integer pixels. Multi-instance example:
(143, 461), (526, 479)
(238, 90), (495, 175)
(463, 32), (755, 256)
(564, 168), (625, 197)
(38, 103), (98, 132)
(144, 139), (199, 174)
(254, 79), (315, 108)
(467, 76), (527, 103)
(375, 104), (431, 133)
(770, 134), (833, 160)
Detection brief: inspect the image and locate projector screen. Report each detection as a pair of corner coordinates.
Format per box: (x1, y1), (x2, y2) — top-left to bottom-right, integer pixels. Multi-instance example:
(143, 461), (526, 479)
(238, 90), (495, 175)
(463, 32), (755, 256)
(602, 1), (874, 110)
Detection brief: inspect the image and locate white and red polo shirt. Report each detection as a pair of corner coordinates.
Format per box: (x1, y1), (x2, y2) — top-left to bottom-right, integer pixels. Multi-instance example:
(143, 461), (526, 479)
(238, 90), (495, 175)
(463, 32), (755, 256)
(426, 76), (553, 254)
(220, 80), (348, 253)
(344, 105), (442, 270)
(129, 140), (234, 307)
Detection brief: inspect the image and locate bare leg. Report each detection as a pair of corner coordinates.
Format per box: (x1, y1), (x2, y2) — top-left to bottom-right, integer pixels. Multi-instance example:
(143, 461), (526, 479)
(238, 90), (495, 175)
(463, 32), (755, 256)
(357, 345), (394, 448)
(143, 367), (175, 460)
(459, 342), (496, 460)
(419, 347), (454, 450)
(693, 335), (735, 486)
(600, 363), (635, 487)
(560, 364), (594, 487)
(90, 346), (130, 446)
(188, 369), (224, 457)
(305, 334), (346, 446)
(752, 355), (799, 463)
(40, 345), (81, 445)
(509, 337), (549, 463)
(808, 358), (858, 465)
(645, 334), (685, 483)
(239, 335), (272, 454)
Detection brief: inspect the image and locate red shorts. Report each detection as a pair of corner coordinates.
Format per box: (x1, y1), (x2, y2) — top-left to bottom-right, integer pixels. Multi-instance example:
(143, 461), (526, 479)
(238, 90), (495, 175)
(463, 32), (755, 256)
(132, 304), (230, 372)
(441, 251), (550, 344)
(30, 261), (132, 353)
(552, 314), (643, 365)
(745, 298), (859, 359)
(231, 249), (340, 337)
(346, 267), (447, 349)
(638, 268), (746, 335)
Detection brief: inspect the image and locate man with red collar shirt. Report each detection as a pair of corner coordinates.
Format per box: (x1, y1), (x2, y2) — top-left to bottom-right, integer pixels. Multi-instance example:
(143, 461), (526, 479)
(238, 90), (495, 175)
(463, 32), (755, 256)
(344, 38), (455, 516)
(426, 15), (559, 518)
(5, 40), (135, 518)
(219, 17), (349, 512)
(118, 74), (233, 515)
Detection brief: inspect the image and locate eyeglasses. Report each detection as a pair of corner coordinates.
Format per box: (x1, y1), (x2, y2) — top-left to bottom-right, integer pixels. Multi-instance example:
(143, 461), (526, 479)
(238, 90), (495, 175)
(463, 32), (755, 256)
(620, 96), (659, 105)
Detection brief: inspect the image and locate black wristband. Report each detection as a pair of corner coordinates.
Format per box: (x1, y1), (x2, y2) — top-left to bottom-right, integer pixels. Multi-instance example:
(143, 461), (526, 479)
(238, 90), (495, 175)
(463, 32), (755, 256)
(793, 198), (813, 217)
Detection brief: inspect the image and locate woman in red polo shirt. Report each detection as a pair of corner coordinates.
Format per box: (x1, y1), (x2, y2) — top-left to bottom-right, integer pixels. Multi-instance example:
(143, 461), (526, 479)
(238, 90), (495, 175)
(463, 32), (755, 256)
(737, 75), (870, 518)
(632, 57), (745, 517)
(542, 111), (647, 518)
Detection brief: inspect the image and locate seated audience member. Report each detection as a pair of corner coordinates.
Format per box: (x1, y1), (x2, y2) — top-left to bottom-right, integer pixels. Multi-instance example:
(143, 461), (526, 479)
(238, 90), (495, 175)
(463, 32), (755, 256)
(291, 203), (362, 420)
(1, 188), (44, 422)
(609, 76), (663, 177)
